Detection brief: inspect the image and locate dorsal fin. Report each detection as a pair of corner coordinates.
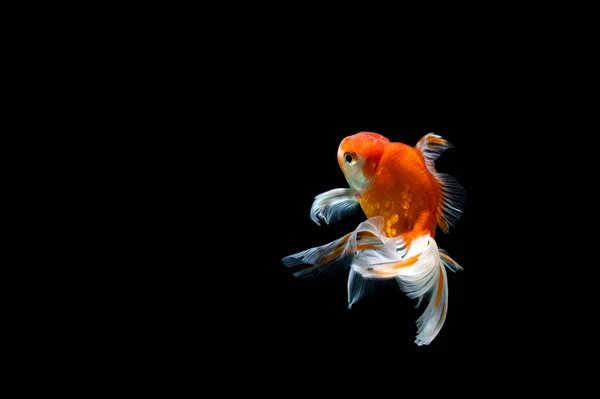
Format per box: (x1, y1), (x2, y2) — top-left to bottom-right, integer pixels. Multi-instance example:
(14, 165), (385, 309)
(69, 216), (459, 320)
(415, 133), (467, 234)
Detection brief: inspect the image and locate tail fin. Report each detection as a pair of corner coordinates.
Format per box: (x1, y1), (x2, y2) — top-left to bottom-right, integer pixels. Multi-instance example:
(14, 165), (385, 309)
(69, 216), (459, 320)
(396, 237), (462, 346)
(282, 217), (391, 278)
(282, 233), (353, 277)
(284, 219), (463, 345)
(354, 234), (462, 346)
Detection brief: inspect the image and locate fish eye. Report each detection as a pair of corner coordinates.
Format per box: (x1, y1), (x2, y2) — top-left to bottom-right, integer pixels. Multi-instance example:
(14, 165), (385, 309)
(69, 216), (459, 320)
(344, 152), (356, 165)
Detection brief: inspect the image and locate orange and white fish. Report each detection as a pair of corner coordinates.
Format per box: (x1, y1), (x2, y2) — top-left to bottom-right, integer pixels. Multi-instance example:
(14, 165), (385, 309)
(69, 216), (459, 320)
(282, 131), (466, 346)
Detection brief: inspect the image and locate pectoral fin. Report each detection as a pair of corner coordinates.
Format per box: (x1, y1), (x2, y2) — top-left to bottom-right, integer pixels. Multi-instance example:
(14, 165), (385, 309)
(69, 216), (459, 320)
(310, 188), (360, 226)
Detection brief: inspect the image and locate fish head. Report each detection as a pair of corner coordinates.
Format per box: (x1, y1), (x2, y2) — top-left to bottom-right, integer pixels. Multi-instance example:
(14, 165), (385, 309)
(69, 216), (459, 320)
(337, 131), (389, 193)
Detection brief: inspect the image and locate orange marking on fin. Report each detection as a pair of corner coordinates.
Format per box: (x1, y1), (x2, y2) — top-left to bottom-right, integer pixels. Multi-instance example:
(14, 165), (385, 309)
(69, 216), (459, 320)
(320, 233), (352, 264)
(439, 252), (451, 263)
(357, 231), (378, 238)
(434, 266), (444, 307)
(370, 254), (420, 277)
(428, 137), (447, 146)
(371, 270), (397, 277)
(356, 244), (378, 251)
(320, 230), (385, 264)
(440, 252), (459, 268)
(392, 255), (419, 269)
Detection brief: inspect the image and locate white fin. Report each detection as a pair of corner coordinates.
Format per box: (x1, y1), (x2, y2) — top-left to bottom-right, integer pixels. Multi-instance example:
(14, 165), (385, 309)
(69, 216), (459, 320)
(282, 216), (388, 278)
(351, 232), (462, 345)
(282, 234), (354, 277)
(284, 215), (463, 345)
(394, 238), (462, 346)
(310, 188), (360, 226)
(415, 133), (467, 234)
(350, 234), (416, 280)
(347, 269), (388, 309)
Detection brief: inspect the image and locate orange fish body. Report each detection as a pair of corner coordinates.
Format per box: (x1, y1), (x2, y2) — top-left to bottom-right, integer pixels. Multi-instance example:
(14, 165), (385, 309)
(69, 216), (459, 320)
(283, 131), (466, 346)
(337, 132), (459, 245)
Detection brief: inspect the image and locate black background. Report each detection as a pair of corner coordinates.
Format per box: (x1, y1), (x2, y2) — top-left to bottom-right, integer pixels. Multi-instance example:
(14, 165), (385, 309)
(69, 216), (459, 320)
(131, 61), (558, 369)
(183, 94), (511, 360)
(247, 111), (484, 355)
(89, 3), (599, 384)
(110, 60), (589, 382)
(32, 5), (593, 386)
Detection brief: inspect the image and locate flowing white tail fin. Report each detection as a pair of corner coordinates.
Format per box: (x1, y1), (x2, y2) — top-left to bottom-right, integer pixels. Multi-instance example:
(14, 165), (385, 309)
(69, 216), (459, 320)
(283, 217), (462, 345)
(352, 233), (462, 346)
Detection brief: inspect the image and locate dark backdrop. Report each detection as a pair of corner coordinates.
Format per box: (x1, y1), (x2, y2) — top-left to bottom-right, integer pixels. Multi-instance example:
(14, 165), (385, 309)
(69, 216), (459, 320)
(212, 95), (506, 359)
(138, 81), (535, 367)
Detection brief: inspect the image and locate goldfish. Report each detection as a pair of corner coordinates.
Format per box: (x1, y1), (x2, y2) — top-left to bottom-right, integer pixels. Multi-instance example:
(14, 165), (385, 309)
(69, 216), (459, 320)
(282, 132), (466, 345)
